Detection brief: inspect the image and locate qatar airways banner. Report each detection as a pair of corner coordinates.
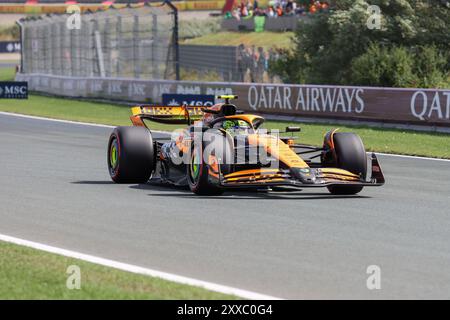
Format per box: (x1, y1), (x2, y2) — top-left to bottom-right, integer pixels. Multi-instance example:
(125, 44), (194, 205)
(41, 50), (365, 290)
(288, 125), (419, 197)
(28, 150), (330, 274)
(243, 85), (449, 125)
(16, 73), (450, 127)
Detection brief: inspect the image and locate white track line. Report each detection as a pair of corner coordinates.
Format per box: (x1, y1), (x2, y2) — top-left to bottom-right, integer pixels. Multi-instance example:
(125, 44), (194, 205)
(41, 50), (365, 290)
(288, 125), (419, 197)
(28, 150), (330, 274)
(0, 111), (115, 128)
(0, 234), (280, 300)
(1, 111), (449, 162)
(375, 152), (450, 162)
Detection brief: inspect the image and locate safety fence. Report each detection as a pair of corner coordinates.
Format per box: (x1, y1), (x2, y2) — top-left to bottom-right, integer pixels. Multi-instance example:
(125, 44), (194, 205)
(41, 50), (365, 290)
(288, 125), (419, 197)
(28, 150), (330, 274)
(15, 73), (450, 127)
(14, 0), (280, 84)
(18, 3), (178, 80)
(179, 44), (238, 82)
(179, 44), (280, 83)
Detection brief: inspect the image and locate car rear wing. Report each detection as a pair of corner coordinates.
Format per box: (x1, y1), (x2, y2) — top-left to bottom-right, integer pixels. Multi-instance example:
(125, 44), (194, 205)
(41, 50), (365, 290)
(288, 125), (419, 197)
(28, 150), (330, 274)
(130, 105), (205, 126)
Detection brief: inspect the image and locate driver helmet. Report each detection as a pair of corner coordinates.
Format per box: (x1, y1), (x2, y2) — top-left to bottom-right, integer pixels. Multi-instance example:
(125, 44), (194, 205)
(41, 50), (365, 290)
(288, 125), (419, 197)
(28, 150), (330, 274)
(222, 120), (248, 131)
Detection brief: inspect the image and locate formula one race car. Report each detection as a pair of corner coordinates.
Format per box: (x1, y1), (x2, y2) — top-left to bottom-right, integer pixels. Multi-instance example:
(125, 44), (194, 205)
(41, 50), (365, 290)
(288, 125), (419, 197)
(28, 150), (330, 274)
(107, 96), (385, 195)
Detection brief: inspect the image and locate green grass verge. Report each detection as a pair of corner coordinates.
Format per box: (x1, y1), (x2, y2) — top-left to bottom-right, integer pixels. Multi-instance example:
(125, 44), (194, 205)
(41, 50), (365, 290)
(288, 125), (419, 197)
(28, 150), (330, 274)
(0, 66), (15, 81)
(182, 31), (295, 50)
(1, 93), (448, 158)
(0, 67), (448, 158)
(0, 240), (236, 299)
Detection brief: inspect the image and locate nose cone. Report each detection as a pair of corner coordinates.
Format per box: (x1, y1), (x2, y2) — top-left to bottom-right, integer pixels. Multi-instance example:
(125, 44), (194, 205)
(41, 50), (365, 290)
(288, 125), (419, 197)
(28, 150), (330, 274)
(290, 167), (316, 184)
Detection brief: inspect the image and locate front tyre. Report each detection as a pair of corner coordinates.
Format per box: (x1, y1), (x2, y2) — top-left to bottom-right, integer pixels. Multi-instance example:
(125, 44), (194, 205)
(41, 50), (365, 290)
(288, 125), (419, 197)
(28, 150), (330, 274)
(187, 141), (223, 196)
(108, 126), (155, 183)
(326, 132), (367, 195)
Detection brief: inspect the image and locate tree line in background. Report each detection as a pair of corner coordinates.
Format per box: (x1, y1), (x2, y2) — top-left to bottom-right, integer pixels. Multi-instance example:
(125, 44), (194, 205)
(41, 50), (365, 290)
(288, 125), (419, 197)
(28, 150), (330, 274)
(270, 0), (450, 88)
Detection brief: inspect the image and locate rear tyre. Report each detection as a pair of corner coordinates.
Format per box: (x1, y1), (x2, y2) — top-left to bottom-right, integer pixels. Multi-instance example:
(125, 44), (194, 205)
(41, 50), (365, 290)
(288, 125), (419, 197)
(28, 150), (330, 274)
(326, 132), (367, 195)
(107, 126), (155, 183)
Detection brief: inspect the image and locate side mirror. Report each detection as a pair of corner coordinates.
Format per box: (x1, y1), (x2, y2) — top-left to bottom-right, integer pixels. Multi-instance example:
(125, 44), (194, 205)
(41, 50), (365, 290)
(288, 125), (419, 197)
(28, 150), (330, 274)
(286, 126), (301, 133)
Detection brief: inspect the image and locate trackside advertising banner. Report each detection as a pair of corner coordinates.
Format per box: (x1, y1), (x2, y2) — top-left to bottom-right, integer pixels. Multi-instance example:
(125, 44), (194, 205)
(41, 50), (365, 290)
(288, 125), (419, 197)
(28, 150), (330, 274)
(0, 41), (20, 53)
(0, 82), (28, 99)
(15, 73), (450, 127)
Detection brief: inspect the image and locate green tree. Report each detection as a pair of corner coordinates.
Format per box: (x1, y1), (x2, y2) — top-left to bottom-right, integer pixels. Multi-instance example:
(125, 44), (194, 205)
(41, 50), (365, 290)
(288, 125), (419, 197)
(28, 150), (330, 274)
(273, 0), (450, 87)
(413, 45), (449, 87)
(350, 44), (418, 87)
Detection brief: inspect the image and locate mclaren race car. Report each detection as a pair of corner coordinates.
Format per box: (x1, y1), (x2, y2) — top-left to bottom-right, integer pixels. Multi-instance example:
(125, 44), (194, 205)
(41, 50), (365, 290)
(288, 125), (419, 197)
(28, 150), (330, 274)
(107, 95), (385, 195)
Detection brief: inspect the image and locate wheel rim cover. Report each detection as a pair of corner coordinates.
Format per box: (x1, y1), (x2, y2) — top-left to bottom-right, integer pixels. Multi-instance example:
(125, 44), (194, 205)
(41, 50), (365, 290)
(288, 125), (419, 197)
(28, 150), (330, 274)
(190, 148), (200, 180)
(110, 140), (118, 169)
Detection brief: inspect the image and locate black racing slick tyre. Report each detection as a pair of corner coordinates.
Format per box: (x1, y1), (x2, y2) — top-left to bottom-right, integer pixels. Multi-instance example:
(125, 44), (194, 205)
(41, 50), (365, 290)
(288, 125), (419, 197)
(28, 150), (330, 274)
(186, 130), (232, 196)
(326, 132), (367, 195)
(107, 126), (155, 183)
(187, 141), (223, 196)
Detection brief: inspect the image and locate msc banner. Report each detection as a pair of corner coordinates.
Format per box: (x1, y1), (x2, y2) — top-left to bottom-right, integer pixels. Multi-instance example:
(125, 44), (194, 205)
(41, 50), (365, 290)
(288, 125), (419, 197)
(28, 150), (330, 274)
(162, 94), (215, 107)
(0, 81), (28, 99)
(15, 73), (450, 127)
(0, 41), (20, 53)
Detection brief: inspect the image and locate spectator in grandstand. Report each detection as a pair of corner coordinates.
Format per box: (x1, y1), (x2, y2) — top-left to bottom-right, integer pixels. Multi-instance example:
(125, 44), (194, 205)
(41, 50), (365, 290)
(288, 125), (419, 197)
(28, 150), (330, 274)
(247, 0), (253, 12)
(255, 46), (266, 83)
(237, 44), (247, 82)
(320, 1), (329, 11)
(295, 3), (306, 15)
(309, 0), (329, 14)
(253, 7), (266, 16)
(253, 0), (259, 10)
(285, 0), (295, 15)
(228, 0), (329, 18)
(266, 6), (276, 17)
(232, 8), (241, 20)
(240, 1), (249, 17)
(276, 4), (283, 16)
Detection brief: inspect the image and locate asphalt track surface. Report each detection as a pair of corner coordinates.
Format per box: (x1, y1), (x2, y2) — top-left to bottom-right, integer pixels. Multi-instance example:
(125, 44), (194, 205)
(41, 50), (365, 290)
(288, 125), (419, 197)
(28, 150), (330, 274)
(0, 113), (449, 299)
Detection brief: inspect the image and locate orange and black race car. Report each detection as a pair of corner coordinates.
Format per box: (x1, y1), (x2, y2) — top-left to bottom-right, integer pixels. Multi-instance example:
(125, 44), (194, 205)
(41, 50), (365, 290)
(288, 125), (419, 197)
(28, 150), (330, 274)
(107, 95), (385, 195)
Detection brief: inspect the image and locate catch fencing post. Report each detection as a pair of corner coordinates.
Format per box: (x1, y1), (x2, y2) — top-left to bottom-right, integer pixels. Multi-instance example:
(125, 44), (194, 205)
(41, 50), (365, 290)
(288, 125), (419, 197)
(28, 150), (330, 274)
(133, 14), (139, 79)
(116, 15), (122, 77)
(151, 13), (158, 79)
(165, 0), (180, 81)
(104, 17), (111, 77)
(16, 19), (24, 73)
